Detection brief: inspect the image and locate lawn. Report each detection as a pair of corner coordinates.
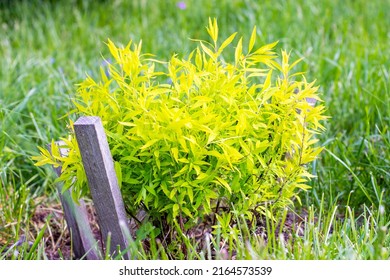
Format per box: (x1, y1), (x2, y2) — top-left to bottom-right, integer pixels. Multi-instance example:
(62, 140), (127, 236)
(0, 0), (389, 260)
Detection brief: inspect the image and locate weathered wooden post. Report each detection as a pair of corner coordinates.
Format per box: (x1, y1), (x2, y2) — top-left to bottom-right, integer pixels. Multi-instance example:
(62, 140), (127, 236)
(51, 142), (100, 260)
(73, 116), (130, 259)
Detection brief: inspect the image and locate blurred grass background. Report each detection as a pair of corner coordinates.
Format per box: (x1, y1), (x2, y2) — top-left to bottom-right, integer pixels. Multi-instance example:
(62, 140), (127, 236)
(0, 0), (389, 259)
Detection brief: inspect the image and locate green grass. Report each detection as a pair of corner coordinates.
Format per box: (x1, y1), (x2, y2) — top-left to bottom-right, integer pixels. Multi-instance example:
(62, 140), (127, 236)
(0, 0), (389, 259)
(105, 199), (390, 260)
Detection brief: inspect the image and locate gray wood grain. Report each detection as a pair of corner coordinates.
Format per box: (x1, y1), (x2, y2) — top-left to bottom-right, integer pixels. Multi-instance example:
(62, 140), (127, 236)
(74, 116), (130, 259)
(50, 141), (100, 260)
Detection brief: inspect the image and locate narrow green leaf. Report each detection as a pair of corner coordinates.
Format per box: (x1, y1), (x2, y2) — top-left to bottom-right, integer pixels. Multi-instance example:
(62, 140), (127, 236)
(171, 147), (179, 163)
(235, 37), (243, 64)
(114, 161), (122, 188)
(262, 69), (273, 92)
(215, 177), (232, 194)
(172, 204), (180, 217)
(248, 26), (257, 53)
(218, 32), (237, 54)
(200, 42), (216, 60)
(140, 139), (159, 150)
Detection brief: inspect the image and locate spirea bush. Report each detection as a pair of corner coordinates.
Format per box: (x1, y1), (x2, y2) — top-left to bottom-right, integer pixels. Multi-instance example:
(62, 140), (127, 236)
(34, 19), (327, 228)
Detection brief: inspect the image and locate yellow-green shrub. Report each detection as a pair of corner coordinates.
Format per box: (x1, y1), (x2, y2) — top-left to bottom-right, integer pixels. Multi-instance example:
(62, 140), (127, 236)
(34, 19), (327, 229)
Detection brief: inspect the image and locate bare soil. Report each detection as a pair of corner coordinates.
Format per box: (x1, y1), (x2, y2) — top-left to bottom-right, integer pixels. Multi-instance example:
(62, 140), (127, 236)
(22, 200), (315, 260)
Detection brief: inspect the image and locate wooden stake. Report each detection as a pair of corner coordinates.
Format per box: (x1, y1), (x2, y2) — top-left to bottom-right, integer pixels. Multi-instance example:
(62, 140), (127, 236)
(50, 141), (100, 260)
(74, 116), (130, 259)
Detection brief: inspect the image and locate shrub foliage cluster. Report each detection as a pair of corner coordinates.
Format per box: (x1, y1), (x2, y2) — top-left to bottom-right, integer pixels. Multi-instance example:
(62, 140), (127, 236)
(34, 19), (327, 230)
